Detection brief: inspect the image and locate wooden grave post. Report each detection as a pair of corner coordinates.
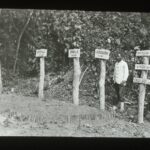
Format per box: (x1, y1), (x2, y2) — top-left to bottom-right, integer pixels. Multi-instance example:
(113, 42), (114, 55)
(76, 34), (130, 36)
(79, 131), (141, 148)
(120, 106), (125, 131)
(0, 60), (3, 94)
(95, 49), (110, 110)
(68, 49), (81, 105)
(133, 50), (150, 123)
(36, 49), (47, 100)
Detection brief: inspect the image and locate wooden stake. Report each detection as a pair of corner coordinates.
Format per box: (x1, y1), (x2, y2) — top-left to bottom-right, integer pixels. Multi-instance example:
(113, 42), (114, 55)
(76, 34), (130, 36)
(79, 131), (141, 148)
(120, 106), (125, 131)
(95, 49), (110, 110)
(99, 60), (106, 110)
(39, 57), (45, 99)
(120, 102), (124, 112)
(73, 57), (81, 105)
(0, 61), (3, 94)
(138, 57), (149, 123)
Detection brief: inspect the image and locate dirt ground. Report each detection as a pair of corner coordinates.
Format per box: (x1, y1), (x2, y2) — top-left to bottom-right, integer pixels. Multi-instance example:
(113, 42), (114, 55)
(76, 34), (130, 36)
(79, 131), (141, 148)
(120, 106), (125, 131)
(0, 94), (150, 137)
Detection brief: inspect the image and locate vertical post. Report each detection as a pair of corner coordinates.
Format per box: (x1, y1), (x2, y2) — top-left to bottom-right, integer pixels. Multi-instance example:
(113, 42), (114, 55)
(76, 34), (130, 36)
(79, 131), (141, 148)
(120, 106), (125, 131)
(95, 49), (110, 110)
(99, 60), (106, 110)
(39, 57), (45, 99)
(69, 49), (81, 105)
(0, 60), (3, 94)
(73, 57), (81, 105)
(36, 49), (47, 100)
(138, 57), (149, 123)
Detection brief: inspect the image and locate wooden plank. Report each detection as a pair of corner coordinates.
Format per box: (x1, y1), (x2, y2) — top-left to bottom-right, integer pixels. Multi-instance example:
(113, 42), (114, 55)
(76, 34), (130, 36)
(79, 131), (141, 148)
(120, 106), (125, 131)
(38, 57), (45, 99)
(73, 57), (81, 105)
(135, 64), (150, 70)
(68, 49), (80, 58)
(138, 57), (149, 123)
(136, 50), (150, 56)
(133, 77), (150, 85)
(36, 49), (47, 57)
(99, 60), (106, 110)
(0, 61), (3, 94)
(95, 49), (110, 60)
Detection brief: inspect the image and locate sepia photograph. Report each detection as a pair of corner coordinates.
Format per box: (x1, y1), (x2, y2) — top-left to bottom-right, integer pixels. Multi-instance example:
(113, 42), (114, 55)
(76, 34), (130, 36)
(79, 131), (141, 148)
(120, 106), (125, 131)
(0, 8), (150, 137)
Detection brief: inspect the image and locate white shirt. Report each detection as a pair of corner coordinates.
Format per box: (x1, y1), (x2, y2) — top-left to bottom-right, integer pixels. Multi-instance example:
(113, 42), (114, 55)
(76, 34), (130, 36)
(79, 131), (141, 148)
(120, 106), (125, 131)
(113, 60), (129, 84)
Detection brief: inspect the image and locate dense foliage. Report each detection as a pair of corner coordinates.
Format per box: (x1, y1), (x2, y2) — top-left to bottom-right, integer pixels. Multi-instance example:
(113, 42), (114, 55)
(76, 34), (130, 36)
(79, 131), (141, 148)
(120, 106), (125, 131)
(1, 9), (150, 103)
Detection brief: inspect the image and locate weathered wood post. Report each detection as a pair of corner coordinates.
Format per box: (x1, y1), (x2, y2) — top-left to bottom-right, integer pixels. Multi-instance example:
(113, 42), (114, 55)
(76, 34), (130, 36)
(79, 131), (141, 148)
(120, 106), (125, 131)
(36, 49), (47, 100)
(133, 50), (150, 123)
(0, 60), (3, 94)
(68, 49), (81, 105)
(99, 60), (106, 110)
(95, 49), (110, 110)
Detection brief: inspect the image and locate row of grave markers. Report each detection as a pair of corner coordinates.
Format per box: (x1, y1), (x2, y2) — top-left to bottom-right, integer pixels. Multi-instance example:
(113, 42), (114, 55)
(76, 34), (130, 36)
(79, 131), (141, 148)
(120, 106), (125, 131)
(68, 49), (110, 108)
(36, 48), (110, 110)
(36, 48), (149, 124)
(68, 48), (110, 59)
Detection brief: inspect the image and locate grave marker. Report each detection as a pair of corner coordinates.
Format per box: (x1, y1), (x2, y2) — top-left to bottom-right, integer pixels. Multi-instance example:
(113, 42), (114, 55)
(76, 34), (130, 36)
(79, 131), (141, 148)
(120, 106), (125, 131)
(134, 50), (150, 123)
(136, 50), (150, 56)
(68, 49), (81, 105)
(95, 49), (110, 110)
(36, 49), (47, 99)
(95, 49), (110, 60)
(135, 64), (150, 70)
(68, 49), (80, 58)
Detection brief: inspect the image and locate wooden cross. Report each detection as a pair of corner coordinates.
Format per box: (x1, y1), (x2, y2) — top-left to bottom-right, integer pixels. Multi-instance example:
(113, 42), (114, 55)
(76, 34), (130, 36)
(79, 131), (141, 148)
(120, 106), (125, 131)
(133, 50), (150, 123)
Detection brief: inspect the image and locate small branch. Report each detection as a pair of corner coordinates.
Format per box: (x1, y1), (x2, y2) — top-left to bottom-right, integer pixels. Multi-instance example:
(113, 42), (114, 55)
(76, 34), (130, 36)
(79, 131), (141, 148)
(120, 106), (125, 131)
(79, 66), (89, 86)
(80, 64), (84, 70)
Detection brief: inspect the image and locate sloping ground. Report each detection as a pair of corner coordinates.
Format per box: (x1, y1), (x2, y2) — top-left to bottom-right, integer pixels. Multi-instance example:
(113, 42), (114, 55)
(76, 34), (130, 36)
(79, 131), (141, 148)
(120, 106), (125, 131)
(2, 69), (134, 109)
(0, 94), (150, 137)
(0, 94), (111, 125)
(3, 69), (98, 105)
(1, 70), (150, 137)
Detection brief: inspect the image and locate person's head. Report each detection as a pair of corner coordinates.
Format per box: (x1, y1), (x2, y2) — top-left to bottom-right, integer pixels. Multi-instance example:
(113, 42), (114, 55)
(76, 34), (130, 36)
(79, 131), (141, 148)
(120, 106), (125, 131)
(116, 53), (122, 62)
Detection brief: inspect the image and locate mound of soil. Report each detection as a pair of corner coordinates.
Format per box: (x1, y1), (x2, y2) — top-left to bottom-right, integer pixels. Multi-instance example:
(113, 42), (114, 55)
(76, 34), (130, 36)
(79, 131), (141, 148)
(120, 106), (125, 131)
(0, 94), (150, 137)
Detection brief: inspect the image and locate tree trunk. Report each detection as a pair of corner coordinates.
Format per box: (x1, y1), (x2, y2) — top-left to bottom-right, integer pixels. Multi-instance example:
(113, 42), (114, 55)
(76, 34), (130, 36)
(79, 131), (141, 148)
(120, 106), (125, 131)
(73, 57), (81, 105)
(99, 60), (106, 110)
(0, 60), (3, 94)
(13, 10), (33, 73)
(138, 57), (149, 123)
(38, 57), (45, 99)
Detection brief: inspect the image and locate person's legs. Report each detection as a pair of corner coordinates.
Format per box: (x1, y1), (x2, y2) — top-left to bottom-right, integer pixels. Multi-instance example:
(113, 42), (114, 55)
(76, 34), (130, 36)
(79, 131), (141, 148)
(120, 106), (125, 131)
(119, 84), (125, 111)
(119, 84), (125, 102)
(113, 83), (120, 107)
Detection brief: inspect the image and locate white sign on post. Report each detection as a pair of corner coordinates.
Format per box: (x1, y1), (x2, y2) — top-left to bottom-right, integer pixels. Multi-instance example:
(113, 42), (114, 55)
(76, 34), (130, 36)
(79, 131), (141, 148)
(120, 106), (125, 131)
(95, 48), (110, 110)
(136, 50), (150, 56)
(36, 49), (47, 100)
(133, 77), (150, 85)
(36, 49), (47, 57)
(68, 48), (81, 106)
(135, 64), (150, 70)
(68, 49), (80, 58)
(134, 50), (150, 124)
(95, 49), (110, 60)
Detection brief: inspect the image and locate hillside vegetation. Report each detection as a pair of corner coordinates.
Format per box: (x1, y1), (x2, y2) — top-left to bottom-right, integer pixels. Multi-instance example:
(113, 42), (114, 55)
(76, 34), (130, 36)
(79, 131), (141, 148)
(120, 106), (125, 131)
(0, 9), (150, 136)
